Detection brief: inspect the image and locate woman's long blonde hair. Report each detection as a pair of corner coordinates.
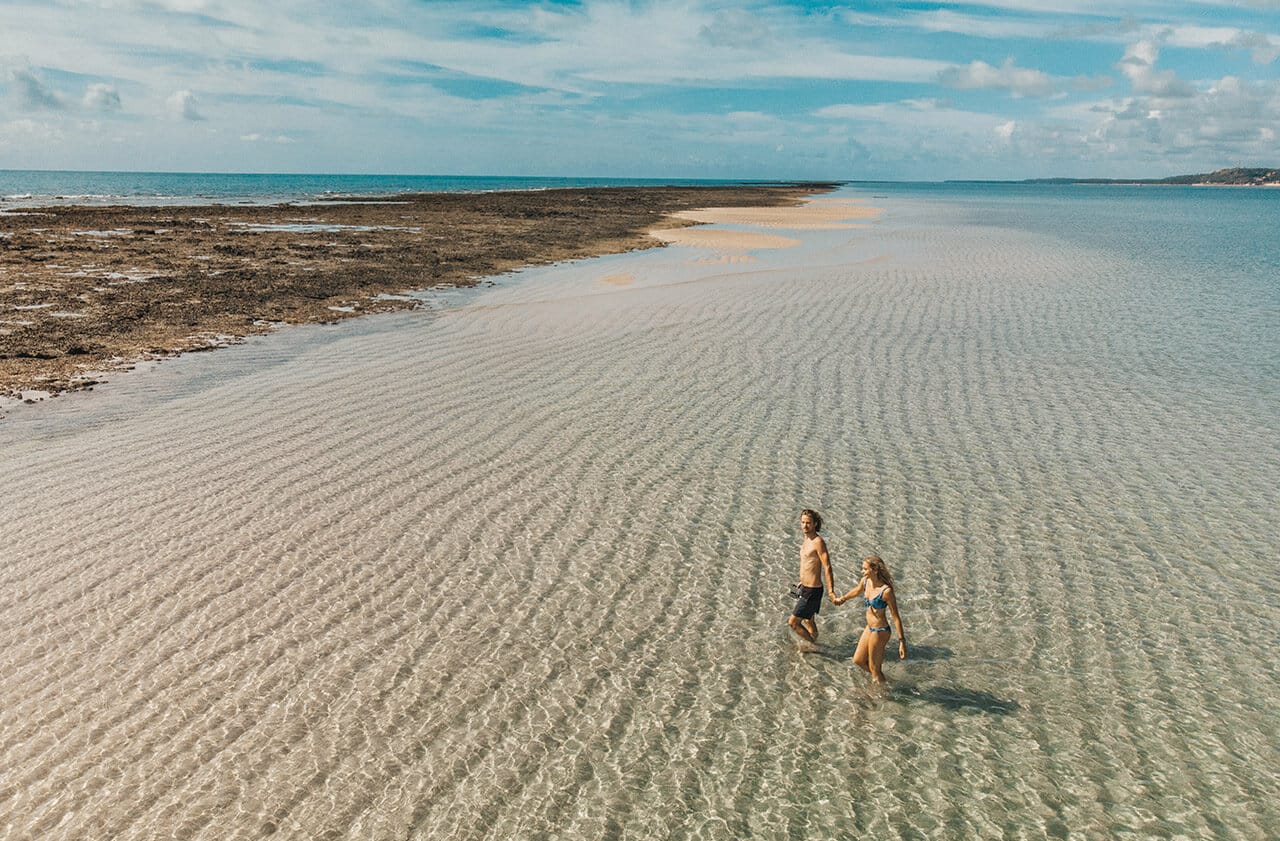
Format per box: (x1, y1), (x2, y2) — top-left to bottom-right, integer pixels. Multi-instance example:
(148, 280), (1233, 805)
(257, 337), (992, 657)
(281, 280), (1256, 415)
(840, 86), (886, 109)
(864, 555), (894, 589)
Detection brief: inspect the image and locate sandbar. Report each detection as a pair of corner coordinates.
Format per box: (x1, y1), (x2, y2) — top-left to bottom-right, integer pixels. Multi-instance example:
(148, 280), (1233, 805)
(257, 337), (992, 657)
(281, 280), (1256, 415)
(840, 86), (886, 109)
(646, 228), (802, 251)
(668, 198), (882, 229)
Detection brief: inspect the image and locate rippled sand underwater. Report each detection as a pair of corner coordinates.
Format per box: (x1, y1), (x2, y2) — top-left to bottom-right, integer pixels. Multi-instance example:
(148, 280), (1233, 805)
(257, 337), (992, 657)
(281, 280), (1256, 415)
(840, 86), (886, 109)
(2, 188), (1277, 840)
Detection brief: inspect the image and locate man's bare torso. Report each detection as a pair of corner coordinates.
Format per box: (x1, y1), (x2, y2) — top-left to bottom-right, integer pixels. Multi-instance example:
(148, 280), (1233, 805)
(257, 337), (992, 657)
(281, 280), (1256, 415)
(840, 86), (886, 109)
(799, 537), (824, 587)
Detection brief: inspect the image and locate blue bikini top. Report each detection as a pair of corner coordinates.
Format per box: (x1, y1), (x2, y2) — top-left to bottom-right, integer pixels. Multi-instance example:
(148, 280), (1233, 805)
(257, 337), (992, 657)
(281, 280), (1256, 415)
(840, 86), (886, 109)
(864, 587), (888, 610)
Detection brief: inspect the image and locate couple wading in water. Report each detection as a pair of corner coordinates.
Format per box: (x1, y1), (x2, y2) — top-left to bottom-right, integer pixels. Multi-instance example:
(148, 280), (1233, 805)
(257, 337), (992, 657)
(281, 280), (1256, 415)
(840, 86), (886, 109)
(788, 508), (907, 684)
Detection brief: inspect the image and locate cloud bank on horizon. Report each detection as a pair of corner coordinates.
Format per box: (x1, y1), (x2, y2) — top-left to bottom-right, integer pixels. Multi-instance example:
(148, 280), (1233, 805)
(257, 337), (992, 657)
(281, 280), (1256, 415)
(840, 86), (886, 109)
(1, 0), (1277, 180)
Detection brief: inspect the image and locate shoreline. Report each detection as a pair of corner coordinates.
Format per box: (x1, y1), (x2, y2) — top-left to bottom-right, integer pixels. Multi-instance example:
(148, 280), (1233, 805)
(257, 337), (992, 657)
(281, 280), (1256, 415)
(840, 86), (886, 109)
(1, 182), (838, 402)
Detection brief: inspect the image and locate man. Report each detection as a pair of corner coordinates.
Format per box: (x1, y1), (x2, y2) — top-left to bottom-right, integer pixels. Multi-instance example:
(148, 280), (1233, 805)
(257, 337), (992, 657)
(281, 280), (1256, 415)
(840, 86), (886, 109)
(789, 508), (835, 647)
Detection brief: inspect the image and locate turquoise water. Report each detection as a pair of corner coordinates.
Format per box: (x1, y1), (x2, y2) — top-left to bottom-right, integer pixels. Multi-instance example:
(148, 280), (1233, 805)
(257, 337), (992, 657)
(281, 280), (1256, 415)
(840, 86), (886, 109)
(1, 184), (1277, 839)
(869, 182), (1280, 397)
(0, 169), (773, 207)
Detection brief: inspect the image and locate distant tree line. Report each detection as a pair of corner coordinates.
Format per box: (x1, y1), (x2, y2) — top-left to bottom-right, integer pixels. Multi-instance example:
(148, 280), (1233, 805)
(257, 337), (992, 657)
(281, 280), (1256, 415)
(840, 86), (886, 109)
(1017, 167), (1279, 185)
(1155, 167), (1279, 185)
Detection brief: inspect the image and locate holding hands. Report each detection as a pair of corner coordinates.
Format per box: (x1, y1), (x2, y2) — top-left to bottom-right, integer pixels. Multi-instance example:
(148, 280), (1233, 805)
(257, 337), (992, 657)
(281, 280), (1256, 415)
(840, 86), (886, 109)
(830, 575), (865, 608)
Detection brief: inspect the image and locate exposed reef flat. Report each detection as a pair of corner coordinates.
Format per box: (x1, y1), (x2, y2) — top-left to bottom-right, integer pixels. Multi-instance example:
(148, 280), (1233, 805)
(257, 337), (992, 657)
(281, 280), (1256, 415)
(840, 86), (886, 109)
(0, 183), (836, 400)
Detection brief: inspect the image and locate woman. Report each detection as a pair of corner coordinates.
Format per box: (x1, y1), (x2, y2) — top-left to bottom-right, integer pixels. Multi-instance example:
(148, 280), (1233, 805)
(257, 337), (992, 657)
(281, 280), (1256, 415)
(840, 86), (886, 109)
(833, 555), (907, 683)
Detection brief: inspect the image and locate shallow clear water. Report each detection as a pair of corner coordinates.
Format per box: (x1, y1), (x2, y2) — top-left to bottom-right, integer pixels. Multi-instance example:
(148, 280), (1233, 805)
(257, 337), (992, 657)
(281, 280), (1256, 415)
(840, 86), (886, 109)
(2, 185), (1277, 840)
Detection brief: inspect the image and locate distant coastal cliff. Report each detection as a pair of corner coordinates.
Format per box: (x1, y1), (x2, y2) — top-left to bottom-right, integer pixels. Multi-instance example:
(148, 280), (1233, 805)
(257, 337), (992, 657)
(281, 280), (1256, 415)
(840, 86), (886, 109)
(1018, 167), (1280, 186)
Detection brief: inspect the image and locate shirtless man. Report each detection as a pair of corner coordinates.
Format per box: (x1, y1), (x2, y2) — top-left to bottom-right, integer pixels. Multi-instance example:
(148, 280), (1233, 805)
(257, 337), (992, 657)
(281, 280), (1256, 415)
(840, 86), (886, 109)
(789, 508), (836, 646)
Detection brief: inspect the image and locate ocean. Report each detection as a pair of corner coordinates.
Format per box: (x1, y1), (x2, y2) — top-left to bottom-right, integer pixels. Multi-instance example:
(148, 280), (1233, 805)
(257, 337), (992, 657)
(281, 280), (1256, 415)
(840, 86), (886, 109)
(0, 169), (768, 208)
(1, 181), (1277, 839)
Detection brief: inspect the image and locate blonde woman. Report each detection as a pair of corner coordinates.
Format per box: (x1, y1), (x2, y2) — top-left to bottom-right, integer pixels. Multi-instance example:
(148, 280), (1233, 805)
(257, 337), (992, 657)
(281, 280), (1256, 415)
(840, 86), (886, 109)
(833, 556), (907, 683)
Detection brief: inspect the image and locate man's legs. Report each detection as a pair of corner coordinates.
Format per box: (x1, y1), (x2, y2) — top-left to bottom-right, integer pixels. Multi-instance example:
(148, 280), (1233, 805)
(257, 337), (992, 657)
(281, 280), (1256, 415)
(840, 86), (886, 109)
(789, 586), (822, 646)
(788, 614), (815, 643)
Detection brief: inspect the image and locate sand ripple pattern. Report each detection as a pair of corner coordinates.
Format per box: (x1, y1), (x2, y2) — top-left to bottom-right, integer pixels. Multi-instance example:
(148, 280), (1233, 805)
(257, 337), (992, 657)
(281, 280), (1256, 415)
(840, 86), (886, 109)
(2, 192), (1277, 840)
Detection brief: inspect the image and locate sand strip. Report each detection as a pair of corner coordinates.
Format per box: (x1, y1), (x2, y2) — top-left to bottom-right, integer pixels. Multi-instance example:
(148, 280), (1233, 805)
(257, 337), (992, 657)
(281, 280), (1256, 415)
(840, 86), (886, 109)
(668, 198), (882, 229)
(646, 228), (802, 252)
(646, 197), (882, 253)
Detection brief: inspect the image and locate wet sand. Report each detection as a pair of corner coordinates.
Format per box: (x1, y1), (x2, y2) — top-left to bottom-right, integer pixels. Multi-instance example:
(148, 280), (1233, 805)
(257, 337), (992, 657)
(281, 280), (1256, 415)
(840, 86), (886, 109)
(0, 183), (835, 399)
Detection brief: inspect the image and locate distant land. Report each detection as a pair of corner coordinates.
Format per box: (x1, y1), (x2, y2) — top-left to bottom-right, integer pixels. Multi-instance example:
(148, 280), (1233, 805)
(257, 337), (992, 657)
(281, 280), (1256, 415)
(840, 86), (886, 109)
(952, 167), (1280, 186)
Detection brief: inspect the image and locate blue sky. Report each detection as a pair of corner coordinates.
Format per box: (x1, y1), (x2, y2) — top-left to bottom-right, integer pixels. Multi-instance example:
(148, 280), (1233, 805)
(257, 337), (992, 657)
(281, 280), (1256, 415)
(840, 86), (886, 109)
(1, 0), (1277, 179)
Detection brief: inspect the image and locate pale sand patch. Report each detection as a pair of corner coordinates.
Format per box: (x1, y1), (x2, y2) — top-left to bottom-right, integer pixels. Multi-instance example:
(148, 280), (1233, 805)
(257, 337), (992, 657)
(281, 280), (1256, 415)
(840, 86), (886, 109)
(671, 199), (883, 230)
(648, 228), (801, 251)
(691, 255), (757, 265)
(860, 254), (894, 266)
(598, 272), (636, 286)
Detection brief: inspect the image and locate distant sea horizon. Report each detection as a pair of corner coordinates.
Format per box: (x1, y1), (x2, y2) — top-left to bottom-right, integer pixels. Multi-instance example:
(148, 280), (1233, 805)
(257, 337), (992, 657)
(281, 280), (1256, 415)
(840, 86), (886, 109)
(6, 169), (1276, 212)
(0, 169), (809, 209)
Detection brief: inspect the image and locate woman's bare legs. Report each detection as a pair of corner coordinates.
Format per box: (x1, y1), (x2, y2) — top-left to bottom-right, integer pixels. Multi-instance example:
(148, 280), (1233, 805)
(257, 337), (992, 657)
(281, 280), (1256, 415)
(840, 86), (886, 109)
(868, 631), (891, 683)
(852, 629), (872, 675)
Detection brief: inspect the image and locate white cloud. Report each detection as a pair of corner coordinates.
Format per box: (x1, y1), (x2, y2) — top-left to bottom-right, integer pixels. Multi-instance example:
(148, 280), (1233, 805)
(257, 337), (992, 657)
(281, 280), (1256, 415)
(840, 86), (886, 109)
(843, 8), (1049, 40)
(815, 99), (1012, 135)
(1117, 40), (1196, 98)
(1123, 39), (1160, 67)
(938, 58), (1056, 97)
(83, 82), (121, 111)
(0, 116), (67, 159)
(922, 0), (1161, 13)
(995, 119), (1017, 140)
(423, 2), (949, 89)
(10, 68), (65, 109)
(699, 8), (773, 49)
(1158, 24), (1280, 63)
(0, 117), (50, 139)
(239, 133), (295, 143)
(1048, 16), (1143, 41)
(1223, 30), (1280, 64)
(1062, 73), (1280, 165)
(167, 89), (203, 120)
(1162, 24), (1251, 48)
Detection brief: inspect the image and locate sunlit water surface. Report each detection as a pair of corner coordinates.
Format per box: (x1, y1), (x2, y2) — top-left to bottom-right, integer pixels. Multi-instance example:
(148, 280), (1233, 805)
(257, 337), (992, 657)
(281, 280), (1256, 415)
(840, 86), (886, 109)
(2, 185), (1277, 840)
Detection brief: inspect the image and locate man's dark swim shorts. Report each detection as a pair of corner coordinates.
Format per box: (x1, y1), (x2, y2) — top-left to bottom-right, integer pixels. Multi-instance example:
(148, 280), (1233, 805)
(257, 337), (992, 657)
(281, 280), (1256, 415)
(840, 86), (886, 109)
(792, 585), (823, 620)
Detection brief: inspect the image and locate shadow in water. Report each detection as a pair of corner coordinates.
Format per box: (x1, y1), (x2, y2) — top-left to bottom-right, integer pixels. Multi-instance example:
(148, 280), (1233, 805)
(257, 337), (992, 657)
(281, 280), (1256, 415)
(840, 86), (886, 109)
(799, 648), (850, 664)
(801, 641), (954, 663)
(903, 686), (1020, 716)
(902, 644), (954, 662)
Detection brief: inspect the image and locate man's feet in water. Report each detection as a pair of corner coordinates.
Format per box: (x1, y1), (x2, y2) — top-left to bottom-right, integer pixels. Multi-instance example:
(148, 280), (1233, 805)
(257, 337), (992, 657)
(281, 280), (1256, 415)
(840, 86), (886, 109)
(787, 616), (816, 645)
